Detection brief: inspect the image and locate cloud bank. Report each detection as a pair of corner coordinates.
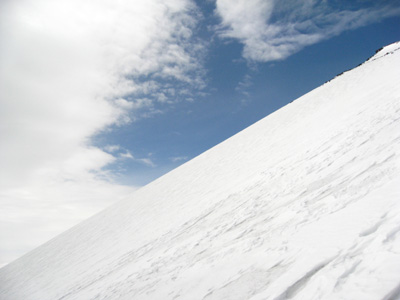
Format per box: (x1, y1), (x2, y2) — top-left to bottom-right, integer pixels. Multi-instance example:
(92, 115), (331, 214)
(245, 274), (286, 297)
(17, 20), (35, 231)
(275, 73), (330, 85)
(215, 0), (400, 62)
(0, 0), (203, 266)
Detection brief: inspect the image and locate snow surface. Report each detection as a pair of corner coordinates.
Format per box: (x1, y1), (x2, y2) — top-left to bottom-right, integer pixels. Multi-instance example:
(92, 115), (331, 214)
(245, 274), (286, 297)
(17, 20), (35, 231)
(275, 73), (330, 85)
(1, 42), (400, 300)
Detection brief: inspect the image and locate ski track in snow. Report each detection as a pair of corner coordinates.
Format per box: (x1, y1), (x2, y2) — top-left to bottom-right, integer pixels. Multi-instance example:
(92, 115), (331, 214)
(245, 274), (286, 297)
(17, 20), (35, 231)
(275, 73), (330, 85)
(1, 43), (400, 300)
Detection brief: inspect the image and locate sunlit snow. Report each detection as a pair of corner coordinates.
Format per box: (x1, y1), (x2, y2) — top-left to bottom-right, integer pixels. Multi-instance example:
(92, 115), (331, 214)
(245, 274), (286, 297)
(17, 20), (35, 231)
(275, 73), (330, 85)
(1, 42), (400, 300)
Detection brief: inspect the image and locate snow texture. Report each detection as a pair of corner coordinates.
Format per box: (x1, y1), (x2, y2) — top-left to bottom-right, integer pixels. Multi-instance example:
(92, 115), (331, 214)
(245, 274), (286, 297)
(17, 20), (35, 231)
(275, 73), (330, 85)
(1, 42), (400, 300)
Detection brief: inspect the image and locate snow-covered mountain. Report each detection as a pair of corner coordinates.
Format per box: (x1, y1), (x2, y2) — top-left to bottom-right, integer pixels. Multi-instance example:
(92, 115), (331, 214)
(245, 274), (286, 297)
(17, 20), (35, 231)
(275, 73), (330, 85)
(1, 42), (400, 300)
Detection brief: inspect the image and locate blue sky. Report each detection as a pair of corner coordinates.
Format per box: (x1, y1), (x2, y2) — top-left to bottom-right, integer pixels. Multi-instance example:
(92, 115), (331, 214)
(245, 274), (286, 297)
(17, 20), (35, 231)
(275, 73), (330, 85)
(0, 0), (400, 265)
(97, 2), (400, 187)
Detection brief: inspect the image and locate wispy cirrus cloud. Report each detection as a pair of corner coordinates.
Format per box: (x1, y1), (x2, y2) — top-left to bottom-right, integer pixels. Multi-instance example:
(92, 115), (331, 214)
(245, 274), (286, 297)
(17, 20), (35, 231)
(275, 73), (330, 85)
(214, 0), (400, 62)
(119, 150), (156, 167)
(0, 0), (204, 266)
(170, 156), (189, 162)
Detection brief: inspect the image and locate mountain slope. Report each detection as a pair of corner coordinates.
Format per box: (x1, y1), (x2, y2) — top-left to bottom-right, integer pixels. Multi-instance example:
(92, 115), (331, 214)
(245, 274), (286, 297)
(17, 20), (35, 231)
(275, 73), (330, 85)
(1, 42), (400, 300)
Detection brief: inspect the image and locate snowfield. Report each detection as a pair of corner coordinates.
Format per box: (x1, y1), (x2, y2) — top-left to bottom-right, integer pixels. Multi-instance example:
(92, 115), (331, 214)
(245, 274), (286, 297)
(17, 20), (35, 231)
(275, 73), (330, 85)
(1, 42), (400, 300)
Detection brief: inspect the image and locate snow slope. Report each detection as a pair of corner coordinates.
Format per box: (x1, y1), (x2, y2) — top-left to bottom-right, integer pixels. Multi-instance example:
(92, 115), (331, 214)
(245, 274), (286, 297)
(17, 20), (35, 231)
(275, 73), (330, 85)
(1, 42), (400, 300)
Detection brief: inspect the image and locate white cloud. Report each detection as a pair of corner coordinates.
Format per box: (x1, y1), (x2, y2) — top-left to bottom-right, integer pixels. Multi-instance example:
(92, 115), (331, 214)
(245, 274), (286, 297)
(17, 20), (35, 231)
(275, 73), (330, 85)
(214, 0), (400, 62)
(137, 158), (157, 168)
(235, 74), (253, 97)
(112, 149), (156, 167)
(0, 0), (204, 266)
(118, 151), (133, 160)
(104, 145), (121, 153)
(170, 156), (189, 162)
